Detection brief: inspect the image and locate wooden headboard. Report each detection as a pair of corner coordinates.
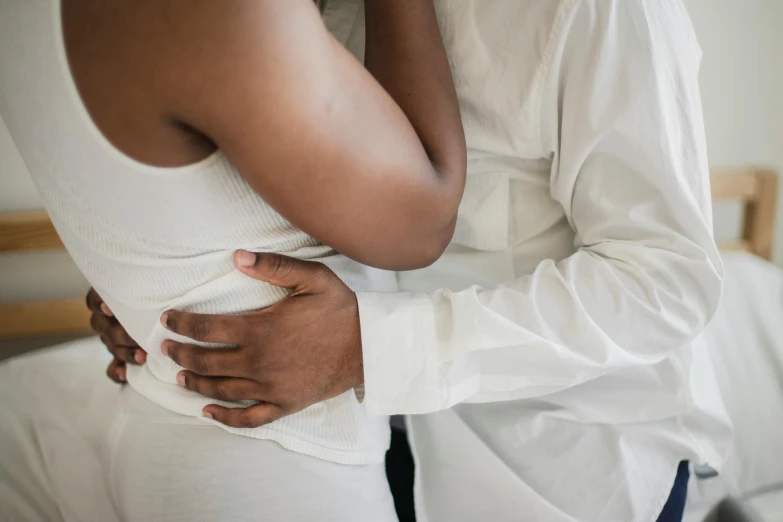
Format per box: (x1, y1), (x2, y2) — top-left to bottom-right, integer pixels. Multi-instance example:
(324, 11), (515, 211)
(0, 167), (778, 341)
(0, 211), (92, 340)
(710, 167), (778, 261)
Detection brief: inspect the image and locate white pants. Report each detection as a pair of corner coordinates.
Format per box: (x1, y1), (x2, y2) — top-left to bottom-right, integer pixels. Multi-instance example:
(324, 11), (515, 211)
(0, 338), (397, 522)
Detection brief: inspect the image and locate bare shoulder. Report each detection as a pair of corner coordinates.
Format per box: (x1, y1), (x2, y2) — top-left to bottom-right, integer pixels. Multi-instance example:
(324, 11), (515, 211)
(61, 0), (324, 167)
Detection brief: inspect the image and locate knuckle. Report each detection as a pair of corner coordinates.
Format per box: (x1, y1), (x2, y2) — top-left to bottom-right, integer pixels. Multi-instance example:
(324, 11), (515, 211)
(214, 352), (232, 375)
(194, 319), (211, 342)
(115, 347), (131, 362)
(212, 381), (229, 401)
(242, 411), (262, 429)
(247, 349), (270, 376)
(193, 351), (209, 374)
(89, 313), (103, 333)
(266, 255), (292, 280)
(266, 254), (283, 276)
(239, 320), (263, 348)
(109, 324), (125, 344)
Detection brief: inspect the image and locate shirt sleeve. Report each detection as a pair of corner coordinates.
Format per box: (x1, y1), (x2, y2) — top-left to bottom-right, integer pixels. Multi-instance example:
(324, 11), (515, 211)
(357, 0), (723, 417)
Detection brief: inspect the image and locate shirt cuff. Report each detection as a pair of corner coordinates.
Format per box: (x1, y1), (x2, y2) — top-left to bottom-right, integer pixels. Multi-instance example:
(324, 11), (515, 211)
(355, 291), (441, 416)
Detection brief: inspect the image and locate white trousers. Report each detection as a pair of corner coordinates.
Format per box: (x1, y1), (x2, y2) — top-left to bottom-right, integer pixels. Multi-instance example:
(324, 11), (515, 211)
(0, 338), (398, 522)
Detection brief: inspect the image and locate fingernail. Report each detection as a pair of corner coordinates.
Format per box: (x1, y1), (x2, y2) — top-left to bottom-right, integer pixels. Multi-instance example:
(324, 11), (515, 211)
(100, 303), (114, 317)
(235, 250), (256, 267)
(135, 350), (147, 364)
(203, 411), (213, 420)
(118, 367), (127, 381)
(176, 372), (185, 387)
(161, 341), (169, 357)
(160, 311), (170, 328)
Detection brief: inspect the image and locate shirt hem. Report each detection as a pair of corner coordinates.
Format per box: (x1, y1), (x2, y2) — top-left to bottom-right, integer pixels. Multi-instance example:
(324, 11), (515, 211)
(126, 364), (388, 466)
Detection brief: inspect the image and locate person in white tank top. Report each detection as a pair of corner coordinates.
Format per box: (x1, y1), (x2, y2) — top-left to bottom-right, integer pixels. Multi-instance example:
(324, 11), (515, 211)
(0, 0), (466, 520)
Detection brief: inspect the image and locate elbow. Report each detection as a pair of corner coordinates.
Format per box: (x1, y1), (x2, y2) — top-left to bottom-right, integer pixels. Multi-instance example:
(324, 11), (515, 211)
(380, 163), (464, 271)
(671, 244), (724, 344)
(407, 212), (458, 269)
(590, 242), (723, 362)
(668, 267), (722, 348)
(359, 161), (465, 271)
(684, 259), (723, 341)
(635, 249), (724, 356)
(364, 208), (457, 271)
(405, 160), (465, 268)
(379, 211), (457, 271)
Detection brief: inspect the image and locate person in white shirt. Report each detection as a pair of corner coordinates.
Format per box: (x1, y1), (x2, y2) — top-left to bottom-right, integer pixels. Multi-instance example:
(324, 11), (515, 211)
(98, 1), (730, 521)
(2, 0), (731, 521)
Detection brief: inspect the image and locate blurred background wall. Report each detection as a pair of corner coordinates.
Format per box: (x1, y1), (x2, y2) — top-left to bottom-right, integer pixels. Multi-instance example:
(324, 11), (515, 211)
(687, 0), (783, 258)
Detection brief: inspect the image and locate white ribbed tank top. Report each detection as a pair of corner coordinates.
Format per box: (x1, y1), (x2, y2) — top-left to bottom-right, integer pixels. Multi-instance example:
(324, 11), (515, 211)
(0, 0), (395, 464)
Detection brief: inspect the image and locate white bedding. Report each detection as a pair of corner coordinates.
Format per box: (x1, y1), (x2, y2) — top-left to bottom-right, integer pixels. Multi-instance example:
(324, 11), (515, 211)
(685, 252), (783, 521)
(2, 251), (783, 522)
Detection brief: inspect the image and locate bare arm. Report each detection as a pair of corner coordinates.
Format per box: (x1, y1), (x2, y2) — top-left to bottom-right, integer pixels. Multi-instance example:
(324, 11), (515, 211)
(161, 0), (466, 270)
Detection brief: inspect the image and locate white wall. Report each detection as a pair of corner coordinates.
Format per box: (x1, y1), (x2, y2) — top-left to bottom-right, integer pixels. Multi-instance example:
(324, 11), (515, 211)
(1, 0), (782, 304)
(685, 0), (783, 261)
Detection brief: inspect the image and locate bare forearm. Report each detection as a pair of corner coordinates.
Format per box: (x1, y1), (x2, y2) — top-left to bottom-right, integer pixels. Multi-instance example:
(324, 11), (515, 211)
(165, 0), (465, 270)
(364, 0), (466, 202)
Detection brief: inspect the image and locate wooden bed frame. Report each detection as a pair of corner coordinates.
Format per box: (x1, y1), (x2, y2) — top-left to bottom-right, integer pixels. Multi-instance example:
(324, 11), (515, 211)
(0, 167), (778, 341)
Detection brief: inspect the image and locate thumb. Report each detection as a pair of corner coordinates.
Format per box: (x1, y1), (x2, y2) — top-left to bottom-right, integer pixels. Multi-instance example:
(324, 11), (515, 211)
(234, 251), (321, 290)
(202, 402), (283, 429)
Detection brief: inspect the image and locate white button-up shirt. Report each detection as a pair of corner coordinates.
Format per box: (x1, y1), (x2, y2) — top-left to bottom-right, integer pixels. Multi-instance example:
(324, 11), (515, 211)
(325, 1), (733, 520)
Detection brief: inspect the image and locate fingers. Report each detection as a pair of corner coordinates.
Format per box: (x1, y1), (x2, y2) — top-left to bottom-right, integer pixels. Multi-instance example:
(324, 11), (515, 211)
(93, 313), (143, 364)
(89, 288), (146, 374)
(163, 341), (248, 377)
(103, 316), (138, 348)
(234, 251), (331, 291)
(100, 302), (114, 317)
(177, 372), (262, 402)
(202, 402), (284, 429)
(100, 341), (145, 364)
(86, 287), (103, 312)
(106, 358), (127, 384)
(86, 288), (115, 316)
(90, 312), (111, 336)
(161, 311), (247, 344)
(99, 339), (136, 364)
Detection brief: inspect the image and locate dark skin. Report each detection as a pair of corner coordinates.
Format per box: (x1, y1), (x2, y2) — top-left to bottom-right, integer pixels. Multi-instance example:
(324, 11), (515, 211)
(86, 288), (144, 384)
(63, 0), (466, 270)
(93, 251), (365, 427)
(78, 0), (465, 419)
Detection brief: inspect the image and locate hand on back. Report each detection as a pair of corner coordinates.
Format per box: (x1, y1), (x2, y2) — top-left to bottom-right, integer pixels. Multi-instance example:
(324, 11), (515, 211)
(88, 252), (364, 430)
(86, 288), (145, 383)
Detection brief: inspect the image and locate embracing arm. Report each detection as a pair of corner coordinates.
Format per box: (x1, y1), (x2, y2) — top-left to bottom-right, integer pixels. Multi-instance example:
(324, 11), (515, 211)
(357, 0), (724, 415)
(152, 0), (723, 429)
(160, 0), (465, 270)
